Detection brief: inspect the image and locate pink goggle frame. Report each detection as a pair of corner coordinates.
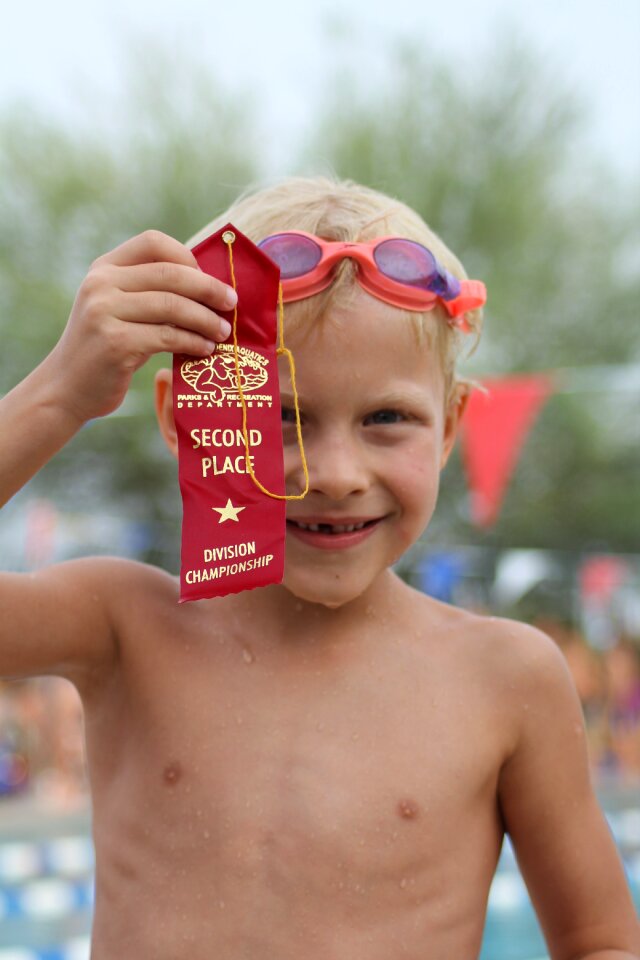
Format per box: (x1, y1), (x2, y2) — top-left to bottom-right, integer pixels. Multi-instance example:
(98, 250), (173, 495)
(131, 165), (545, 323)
(258, 230), (486, 332)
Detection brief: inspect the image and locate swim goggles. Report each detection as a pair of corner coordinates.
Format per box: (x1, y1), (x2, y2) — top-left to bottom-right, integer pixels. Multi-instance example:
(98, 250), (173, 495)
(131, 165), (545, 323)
(258, 230), (486, 331)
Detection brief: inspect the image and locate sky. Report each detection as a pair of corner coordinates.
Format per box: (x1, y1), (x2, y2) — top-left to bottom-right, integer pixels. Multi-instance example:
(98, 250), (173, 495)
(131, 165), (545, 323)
(1, 0), (638, 179)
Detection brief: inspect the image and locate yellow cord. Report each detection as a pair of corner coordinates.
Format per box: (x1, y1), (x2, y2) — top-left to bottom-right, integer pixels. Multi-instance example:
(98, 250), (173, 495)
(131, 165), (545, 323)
(224, 234), (309, 501)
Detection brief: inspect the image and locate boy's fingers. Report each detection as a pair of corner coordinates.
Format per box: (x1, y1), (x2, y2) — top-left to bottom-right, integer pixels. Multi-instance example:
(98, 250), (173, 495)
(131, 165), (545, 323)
(114, 290), (232, 342)
(95, 230), (200, 270)
(127, 322), (217, 359)
(114, 261), (237, 312)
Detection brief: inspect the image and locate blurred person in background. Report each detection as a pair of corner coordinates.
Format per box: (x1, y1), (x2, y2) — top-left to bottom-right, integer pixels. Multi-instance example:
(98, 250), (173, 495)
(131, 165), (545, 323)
(0, 677), (87, 805)
(0, 681), (30, 797)
(603, 637), (640, 776)
(534, 616), (610, 768)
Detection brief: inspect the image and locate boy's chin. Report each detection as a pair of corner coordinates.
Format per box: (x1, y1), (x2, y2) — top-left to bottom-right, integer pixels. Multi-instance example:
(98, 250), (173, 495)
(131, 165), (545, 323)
(282, 571), (368, 610)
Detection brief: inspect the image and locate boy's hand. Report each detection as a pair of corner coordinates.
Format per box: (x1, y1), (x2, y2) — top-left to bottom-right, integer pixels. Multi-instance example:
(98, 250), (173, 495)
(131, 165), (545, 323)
(49, 230), (237, 423)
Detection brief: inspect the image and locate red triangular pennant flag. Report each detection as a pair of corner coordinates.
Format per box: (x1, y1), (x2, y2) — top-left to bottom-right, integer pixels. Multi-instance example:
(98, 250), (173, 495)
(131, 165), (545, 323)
(460, 375), (554, 527)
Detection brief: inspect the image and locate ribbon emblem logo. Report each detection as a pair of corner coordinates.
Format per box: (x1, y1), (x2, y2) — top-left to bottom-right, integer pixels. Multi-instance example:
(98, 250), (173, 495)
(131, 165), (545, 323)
(179, 344), (270, 407)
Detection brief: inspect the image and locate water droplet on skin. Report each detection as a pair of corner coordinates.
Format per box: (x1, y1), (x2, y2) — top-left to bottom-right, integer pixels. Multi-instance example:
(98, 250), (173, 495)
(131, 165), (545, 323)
(236, 715), (243, 725)
(316, 722), (325, 732)
(203, 830), (210, 839)
(351, 732), (360, 741)
(219, 900), (225, 909)
(399, 877), (408, 889)
(242, 647), (255, 664)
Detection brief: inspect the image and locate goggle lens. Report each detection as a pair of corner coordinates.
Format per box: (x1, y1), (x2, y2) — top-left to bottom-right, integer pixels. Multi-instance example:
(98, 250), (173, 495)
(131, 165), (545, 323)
(373, 239), (461, 300)
(259, 233), (321, 279)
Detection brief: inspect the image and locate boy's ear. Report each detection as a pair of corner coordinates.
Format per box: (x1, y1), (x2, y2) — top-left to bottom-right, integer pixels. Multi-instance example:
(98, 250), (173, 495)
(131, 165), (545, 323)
(154, 368), (178, 459)
(440, 383), (470, 469)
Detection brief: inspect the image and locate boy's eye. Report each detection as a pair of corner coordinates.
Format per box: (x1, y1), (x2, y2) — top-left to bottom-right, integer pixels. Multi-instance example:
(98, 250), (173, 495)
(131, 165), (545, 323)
(281, 406), (298, 424)
(365, 409), (407, 426)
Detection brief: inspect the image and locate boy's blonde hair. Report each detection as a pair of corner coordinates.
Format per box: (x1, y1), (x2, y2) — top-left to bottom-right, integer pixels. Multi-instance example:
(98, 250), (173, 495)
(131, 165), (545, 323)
(188, 175), (483, 405)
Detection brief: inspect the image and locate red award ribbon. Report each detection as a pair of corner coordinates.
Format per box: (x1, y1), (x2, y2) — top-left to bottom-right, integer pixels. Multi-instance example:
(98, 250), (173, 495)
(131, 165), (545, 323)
(173, 222), (306, 601)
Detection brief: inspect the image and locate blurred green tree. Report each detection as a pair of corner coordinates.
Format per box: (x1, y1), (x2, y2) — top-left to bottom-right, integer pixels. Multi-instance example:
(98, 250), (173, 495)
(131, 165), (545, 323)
(0, 45), (260, 566)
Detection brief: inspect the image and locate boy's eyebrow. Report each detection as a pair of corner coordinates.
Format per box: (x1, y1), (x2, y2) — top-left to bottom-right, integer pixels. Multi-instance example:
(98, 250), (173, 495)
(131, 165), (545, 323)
(279, 386), (436, 409)
(279, 390), (308, 407)
(365, 387), (433, 405)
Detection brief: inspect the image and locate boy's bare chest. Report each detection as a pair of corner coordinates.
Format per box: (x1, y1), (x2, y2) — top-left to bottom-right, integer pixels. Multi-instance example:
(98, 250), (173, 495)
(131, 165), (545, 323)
(87, 619), (506, 898)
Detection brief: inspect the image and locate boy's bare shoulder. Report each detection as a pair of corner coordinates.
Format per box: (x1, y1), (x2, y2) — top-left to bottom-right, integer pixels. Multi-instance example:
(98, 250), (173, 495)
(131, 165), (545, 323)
(0, 556), (181, 683)
(47, 554), (178, 596)
(39, 555), (181, 622)
(406, 586), (567, 688)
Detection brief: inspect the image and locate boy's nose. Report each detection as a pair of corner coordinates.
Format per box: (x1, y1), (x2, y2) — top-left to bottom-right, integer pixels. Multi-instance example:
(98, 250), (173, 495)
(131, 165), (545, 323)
(289, 433), (370, 501)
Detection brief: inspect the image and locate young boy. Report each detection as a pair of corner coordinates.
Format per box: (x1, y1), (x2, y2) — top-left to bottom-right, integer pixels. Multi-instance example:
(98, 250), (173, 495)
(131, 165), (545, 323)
(1, 176), (638, 959)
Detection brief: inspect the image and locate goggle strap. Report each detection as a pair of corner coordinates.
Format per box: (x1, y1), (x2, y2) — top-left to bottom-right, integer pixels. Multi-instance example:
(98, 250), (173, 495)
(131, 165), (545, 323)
(225, 237), (309, 501)
(445, 280), (486, 319)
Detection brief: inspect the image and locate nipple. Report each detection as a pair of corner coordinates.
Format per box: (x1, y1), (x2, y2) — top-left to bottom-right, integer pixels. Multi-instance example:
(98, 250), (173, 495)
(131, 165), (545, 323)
(397, 798), (420, 820)
(163, 761), (183, 786)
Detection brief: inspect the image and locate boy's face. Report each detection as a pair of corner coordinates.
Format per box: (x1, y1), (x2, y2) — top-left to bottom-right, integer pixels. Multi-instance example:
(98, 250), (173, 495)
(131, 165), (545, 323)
(278, 290), (465, 609)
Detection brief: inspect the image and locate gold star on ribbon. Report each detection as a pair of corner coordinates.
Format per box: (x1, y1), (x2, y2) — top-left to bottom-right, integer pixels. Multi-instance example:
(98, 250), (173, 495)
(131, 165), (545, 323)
(212, 499), (246, 523)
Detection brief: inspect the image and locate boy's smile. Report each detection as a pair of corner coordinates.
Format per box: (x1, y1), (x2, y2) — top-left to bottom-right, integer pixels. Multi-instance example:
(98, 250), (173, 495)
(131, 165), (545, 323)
(277, 291), (464, 609)
(286, 515), (384, 550)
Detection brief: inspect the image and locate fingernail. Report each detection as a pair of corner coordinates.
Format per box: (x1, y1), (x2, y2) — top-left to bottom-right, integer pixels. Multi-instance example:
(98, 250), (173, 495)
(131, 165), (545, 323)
(219, 319), (232, 339)
(204, 340), (216, 353)
(224, 287), (238, 308)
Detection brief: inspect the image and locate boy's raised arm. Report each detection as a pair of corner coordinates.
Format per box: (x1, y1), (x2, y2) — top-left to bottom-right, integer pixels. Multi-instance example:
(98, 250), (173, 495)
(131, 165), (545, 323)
(1, 230), (236, 507)
(0, 230), (236, 681)
(497, 623), (640, 960)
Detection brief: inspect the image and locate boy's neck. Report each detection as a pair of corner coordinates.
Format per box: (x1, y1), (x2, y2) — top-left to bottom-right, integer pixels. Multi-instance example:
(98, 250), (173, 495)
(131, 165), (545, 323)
(223, 568), (410, 654)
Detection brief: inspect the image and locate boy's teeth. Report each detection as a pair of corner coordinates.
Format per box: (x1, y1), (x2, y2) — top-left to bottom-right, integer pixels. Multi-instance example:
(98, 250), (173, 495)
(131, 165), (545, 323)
(294, 520), (368, 533)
